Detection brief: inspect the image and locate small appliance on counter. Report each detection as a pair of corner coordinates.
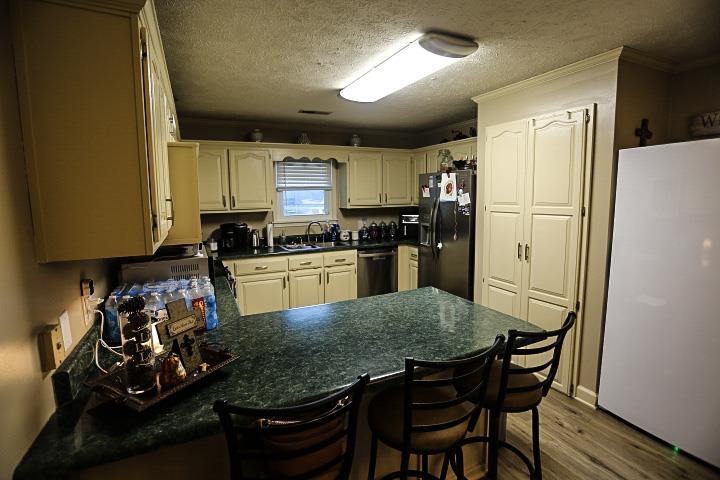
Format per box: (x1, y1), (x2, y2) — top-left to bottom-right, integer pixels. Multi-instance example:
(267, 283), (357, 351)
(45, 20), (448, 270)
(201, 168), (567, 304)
(220, 222), (249, 252)
(399, 214), (419, 240)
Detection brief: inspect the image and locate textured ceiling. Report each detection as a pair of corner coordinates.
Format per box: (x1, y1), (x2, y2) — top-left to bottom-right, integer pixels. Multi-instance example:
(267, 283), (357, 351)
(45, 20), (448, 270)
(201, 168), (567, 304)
(154, 0), (720, 131)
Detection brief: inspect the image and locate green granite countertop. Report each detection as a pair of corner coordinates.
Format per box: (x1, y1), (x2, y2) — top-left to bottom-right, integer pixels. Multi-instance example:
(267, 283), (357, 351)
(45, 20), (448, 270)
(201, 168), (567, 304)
(217, 239), (418, 260)
(14, 281), (538, 480)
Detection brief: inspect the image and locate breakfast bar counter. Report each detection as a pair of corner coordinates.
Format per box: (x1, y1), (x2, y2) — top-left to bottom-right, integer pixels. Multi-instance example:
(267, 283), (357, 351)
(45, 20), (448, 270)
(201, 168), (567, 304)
(14, 280), (539, 479)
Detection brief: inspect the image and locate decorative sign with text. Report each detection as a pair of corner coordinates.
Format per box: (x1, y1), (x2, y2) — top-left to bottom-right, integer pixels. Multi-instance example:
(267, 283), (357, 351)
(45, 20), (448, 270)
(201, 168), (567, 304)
(690, 111), (720, 137)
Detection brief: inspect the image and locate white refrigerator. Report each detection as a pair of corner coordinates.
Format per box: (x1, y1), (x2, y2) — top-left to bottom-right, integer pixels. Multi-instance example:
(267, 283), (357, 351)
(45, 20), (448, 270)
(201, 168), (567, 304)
(599, 138), (720, 468)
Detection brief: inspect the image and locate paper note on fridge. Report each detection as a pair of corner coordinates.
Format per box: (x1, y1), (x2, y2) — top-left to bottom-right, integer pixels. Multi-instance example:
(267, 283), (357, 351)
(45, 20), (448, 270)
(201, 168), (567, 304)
(458, 192), (471, 206)
(439, 173), (457, 202)
(422, 186), (430, 198)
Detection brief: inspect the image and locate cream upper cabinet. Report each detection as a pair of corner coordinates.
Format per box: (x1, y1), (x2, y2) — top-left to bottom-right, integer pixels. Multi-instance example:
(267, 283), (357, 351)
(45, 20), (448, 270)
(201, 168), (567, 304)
(339, 151), (413, 208)
(410, 151), (428, 205)
(198, 148), (229, 211)
(198, 146), (272, 213)
(481, 108), (589, 395)
(10, 0), (177, 262)
(382, 152), (413, 205)
(425, 138), (477, 172)
(164, 142), (201, 246)
(228, 148), (273, 210)
(345, 152), (383, 206)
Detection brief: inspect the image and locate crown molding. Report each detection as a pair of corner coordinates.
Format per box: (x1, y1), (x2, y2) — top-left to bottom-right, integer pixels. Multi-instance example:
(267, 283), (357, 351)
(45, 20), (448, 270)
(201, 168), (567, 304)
(675, 55), (720, 72)
(472, 46), (678, 104)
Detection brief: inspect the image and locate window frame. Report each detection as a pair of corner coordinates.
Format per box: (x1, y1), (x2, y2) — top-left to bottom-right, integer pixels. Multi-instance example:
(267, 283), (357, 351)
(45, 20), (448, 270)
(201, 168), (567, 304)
(272, 160), (337, 225)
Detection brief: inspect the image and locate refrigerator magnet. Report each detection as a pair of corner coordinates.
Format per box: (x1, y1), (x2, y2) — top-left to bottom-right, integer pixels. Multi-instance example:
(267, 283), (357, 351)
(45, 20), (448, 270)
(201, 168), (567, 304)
(440, 173), (457, 202)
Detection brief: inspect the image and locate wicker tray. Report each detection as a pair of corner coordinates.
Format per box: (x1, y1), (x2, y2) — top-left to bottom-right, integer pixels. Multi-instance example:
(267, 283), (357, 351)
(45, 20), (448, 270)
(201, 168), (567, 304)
(86, 346), (238, 412)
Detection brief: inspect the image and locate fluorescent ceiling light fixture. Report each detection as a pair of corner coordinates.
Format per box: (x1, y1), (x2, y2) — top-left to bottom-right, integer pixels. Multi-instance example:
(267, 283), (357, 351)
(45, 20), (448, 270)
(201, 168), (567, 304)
(339, 32), (478, 103)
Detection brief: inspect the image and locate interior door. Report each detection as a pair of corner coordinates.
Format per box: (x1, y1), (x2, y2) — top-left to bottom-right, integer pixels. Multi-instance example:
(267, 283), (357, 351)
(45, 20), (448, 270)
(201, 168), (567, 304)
(521, 108), (587, 393)
(482, 120), (528, 317)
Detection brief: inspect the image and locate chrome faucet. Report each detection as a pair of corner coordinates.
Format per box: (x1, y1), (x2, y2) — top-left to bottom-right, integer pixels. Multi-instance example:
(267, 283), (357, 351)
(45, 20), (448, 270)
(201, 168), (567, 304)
(306, 221), (323, 244)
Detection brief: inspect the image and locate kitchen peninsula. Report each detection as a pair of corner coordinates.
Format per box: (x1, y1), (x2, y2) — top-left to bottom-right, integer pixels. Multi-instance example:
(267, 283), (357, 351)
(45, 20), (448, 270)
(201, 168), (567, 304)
(14, 280), (539, 480)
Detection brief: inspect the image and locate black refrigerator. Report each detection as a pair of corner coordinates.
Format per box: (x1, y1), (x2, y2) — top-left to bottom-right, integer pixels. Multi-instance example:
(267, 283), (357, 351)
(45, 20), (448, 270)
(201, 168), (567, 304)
(418, 170), (476, 300)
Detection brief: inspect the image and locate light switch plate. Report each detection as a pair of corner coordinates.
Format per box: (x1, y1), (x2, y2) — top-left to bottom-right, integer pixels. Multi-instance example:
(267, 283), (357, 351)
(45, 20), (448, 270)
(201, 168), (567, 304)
(39, 324), (66, 371)
(59, 310), (72, 350)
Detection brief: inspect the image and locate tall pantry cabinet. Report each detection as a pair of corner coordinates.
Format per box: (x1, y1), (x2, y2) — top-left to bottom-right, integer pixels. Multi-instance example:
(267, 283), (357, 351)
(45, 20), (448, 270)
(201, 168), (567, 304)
(481, 107), (591, 394)
(10, 0), (178, 262)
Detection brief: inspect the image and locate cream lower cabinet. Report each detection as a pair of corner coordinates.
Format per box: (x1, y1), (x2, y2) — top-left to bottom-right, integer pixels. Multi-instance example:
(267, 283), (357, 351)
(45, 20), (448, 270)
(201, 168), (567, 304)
(289, 254), (324, 308)
(398, 246), (419, 291)
(323, 250), (357, 303)
(198, 145), (273, 213)
(482, 108), (590, 395)
(231, 257), (289, 315)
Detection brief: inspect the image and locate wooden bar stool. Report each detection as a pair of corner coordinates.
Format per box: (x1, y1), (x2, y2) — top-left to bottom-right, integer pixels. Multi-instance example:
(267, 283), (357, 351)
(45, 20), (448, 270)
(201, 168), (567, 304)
(367, 335), (504, 480)
(214, 373), (369, 480)
(453, 312), (576, 480)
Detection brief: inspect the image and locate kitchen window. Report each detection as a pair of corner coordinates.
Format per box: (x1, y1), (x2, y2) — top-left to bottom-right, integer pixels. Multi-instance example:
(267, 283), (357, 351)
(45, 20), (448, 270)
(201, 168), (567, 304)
(274, 160), (334, 223)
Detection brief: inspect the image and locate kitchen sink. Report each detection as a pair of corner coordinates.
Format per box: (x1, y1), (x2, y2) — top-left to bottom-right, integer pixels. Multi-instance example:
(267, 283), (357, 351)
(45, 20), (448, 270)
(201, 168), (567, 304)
(278, 244), (320, 251)
(277, 242), (351, 252)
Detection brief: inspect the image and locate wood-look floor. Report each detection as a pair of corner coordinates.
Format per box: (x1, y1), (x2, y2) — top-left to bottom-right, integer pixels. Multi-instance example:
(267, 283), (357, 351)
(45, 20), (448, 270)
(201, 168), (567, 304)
(491, 390), (720, 480)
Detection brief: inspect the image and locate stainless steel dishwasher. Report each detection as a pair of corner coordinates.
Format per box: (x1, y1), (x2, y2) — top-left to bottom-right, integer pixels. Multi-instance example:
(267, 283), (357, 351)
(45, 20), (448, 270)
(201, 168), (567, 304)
(357, 248), (398, 297)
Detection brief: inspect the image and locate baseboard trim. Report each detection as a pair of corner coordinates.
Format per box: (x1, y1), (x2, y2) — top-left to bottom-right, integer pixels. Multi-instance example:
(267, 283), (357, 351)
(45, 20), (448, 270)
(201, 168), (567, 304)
(574, 385), (598, 409)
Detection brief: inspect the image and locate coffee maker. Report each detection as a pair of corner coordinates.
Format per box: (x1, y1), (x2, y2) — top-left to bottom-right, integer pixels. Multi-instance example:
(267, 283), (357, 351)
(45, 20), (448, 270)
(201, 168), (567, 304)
(220, 223), (249, 252)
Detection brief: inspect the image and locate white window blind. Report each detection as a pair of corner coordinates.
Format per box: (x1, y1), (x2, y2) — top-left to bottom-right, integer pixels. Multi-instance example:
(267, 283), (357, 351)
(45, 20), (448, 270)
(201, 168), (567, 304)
(275, 161), (332, 191)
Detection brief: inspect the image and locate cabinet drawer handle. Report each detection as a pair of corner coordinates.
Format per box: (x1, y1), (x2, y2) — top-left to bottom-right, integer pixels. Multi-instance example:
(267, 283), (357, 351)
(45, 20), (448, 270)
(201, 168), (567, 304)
(525, 244), (530, 262)
(222, 195), (227, 208)
(334, 258), (346, 263)
(231, 196), (236, 208)
(300, 261), (312, 266)
(255, 265), (268, 270)
(518, 242), (522, 260)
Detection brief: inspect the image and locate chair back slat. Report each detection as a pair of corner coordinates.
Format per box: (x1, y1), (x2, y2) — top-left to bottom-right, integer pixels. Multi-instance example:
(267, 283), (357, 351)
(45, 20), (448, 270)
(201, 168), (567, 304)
(498, 312), (576, 405)
(402, 335), (504, 445)
(214, 374), (369, 480)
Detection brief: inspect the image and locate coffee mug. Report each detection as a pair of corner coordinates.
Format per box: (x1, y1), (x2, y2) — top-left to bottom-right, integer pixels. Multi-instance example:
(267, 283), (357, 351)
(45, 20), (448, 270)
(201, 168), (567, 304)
(350, 230), (359, 241)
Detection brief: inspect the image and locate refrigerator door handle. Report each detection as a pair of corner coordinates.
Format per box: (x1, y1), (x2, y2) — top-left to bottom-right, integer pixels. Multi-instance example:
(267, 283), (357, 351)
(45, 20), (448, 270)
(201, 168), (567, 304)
(430, 197), (439, 258)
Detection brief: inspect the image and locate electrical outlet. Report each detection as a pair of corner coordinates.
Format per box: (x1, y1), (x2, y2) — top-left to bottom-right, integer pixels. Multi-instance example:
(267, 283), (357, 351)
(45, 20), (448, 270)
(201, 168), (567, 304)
(80, 278), (95, 326)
